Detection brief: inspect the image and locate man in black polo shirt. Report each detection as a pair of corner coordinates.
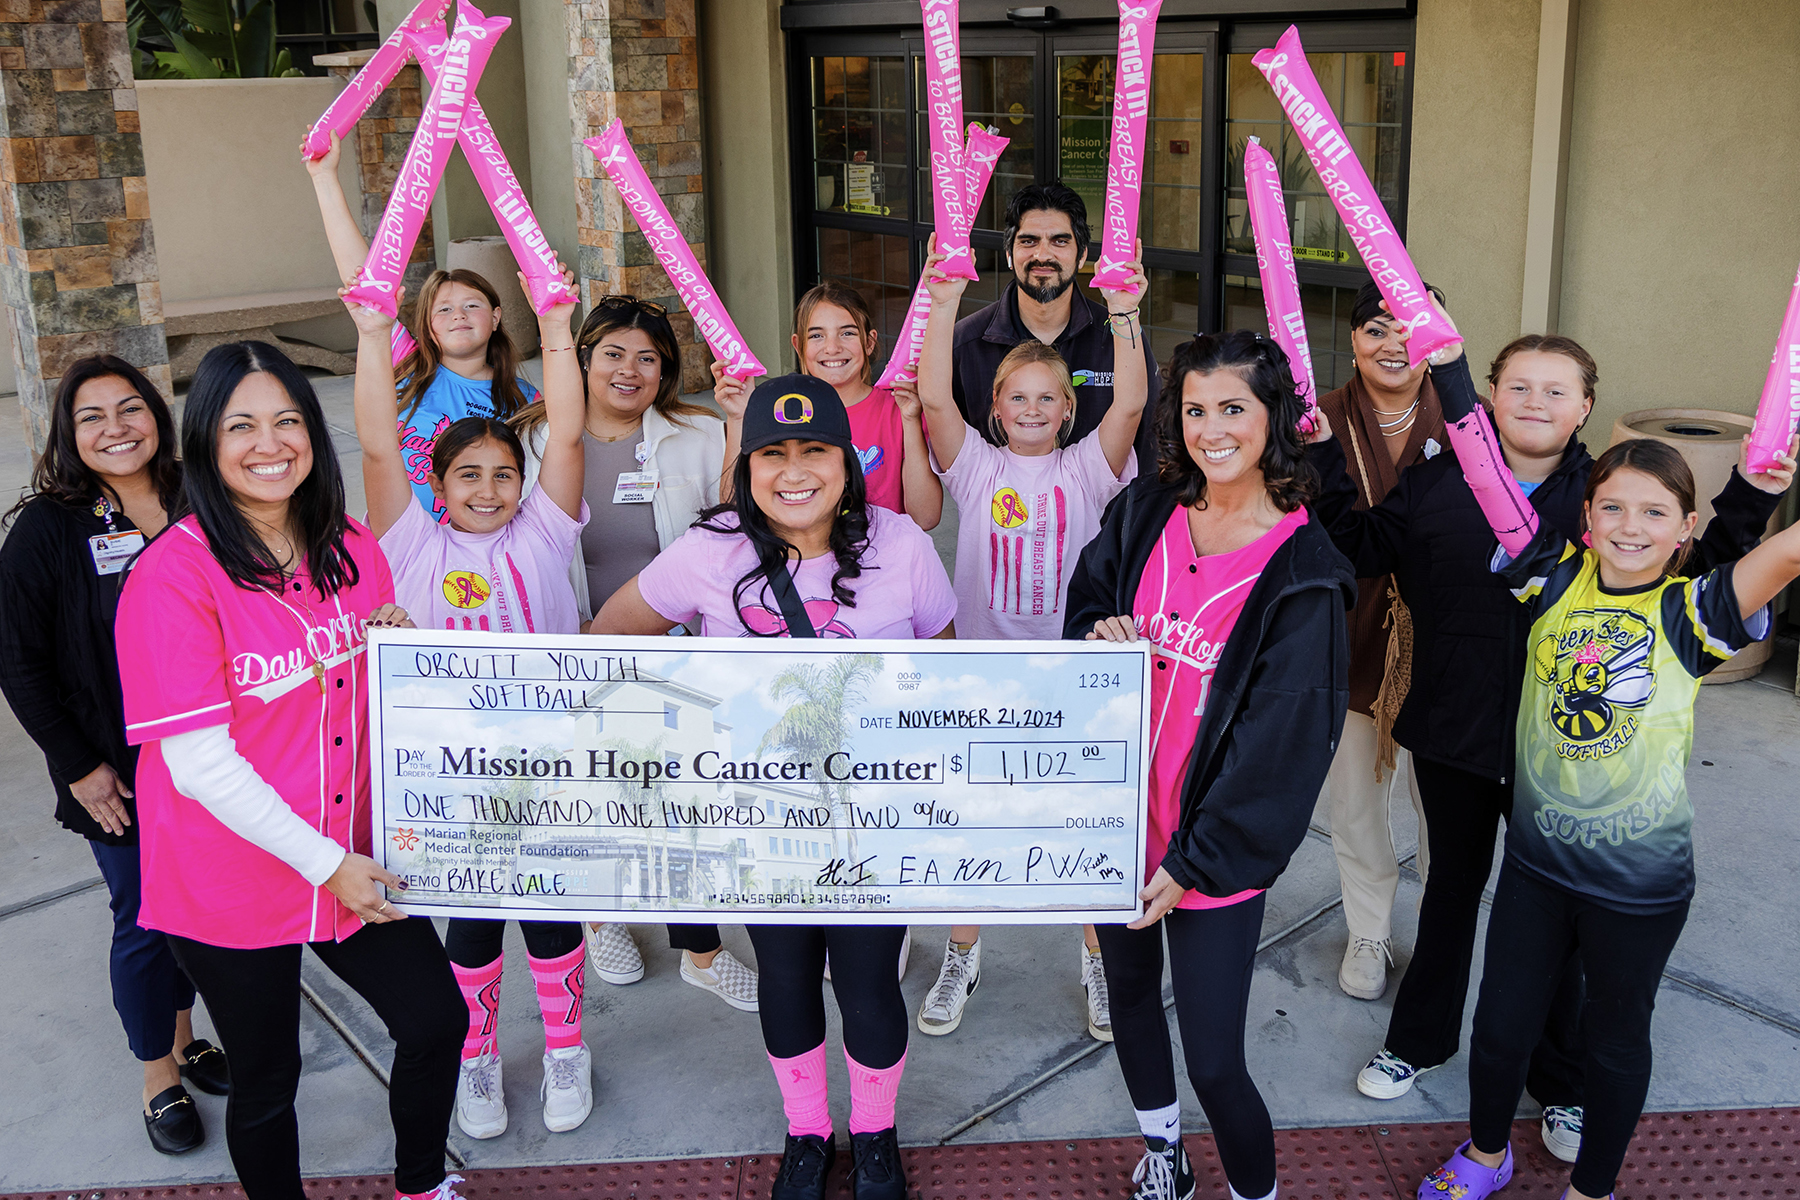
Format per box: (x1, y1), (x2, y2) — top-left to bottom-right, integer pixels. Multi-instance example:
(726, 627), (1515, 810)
(949, 182), (1161, 474)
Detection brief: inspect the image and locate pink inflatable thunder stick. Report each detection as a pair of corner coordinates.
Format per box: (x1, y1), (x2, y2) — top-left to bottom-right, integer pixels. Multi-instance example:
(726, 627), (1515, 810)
(301, 0), (450, 160)
(1090, 0), (1162, 293)
(1746, 258), (1800, 474)
(343, 4), (508, 317)
(920, 0), (978, 280)
(1242, 136), (1319, 433)
(1252, 26), (1457, 369)
(585, 121), (764, 379)
(1430, 354), (1538, 557)
(875, 124), (1008, 389)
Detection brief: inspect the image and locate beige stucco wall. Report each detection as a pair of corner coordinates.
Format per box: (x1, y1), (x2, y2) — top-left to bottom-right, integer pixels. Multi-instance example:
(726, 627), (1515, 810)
(698, 0), (795, 374)
(1558, 0), (1800, 440)
(136, 78), (360, 303)
(519, 0), (581, 289)
(1406, 0), (1541, 375)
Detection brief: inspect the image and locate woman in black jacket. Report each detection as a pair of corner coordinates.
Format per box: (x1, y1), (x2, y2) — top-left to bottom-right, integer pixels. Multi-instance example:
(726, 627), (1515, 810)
(1312, 330), (1787, 1161)
(0, 356), (227, 1154)
(1066, 331), (1354, 1200)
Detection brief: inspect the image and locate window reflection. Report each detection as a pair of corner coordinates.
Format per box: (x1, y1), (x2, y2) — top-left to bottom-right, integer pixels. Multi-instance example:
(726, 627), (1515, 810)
(813, 56), (909, 219)
(1222, 274), (1359, 392)
(818, 228), (914, 365)
(912, 56), (1036, 231)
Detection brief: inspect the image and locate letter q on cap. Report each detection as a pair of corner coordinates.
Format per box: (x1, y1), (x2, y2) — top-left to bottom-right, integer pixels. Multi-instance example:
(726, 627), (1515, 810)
(773, 393), (815, 424)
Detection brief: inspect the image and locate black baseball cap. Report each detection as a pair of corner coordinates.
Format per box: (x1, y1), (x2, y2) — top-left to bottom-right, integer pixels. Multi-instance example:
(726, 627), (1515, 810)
(740, 373), (854, 455)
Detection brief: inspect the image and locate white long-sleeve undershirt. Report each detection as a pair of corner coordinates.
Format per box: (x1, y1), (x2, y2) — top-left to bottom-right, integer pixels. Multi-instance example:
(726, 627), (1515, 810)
(163, 725), (348, 887)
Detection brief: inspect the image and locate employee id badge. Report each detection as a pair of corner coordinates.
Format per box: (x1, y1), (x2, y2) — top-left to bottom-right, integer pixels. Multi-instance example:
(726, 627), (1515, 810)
(89, 529), (145, 575)
(613, 470), (658, 504)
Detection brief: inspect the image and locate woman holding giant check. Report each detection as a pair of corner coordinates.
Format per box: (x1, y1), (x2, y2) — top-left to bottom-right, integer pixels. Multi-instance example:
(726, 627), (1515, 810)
(1065, 330), (1353, 1200)
(591, 373), (956, 1200)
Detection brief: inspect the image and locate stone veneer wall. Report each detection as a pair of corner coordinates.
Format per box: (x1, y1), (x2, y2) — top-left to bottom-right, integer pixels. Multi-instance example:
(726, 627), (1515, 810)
(0, 0), (167, 451)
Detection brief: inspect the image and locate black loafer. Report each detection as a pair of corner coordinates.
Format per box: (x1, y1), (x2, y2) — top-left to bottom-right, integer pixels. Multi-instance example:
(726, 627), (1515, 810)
(179, 1038), (230, 1095)
(849, 1127), (906, 1200)
(144, 1084), (204, 1155)
(769, 1132), (836, 1200)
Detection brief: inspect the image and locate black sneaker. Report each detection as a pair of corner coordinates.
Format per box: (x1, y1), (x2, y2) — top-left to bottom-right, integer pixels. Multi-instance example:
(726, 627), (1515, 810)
(143, 1084), (204, 1155)
(849, 1126), (906, 1200)
(1130, 1136), (1195, 1200)
(769, 1132), (836, 1200)
(179, 1038), (231, 1095)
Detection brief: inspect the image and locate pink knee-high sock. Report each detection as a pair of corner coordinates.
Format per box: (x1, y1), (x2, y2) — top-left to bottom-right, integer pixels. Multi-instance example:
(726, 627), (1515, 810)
(529, 944), (587, 1052)
(768, 1044), (834, 1138)
(845, 1048), (907, 1135)
(451, 956), (503, 1061)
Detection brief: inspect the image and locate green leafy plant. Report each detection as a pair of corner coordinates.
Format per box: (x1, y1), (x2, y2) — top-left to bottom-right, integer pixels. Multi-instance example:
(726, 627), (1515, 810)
(128, 0), (304, 79)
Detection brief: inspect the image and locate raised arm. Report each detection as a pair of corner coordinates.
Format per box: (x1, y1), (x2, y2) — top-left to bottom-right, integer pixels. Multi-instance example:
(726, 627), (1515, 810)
(529, 268), (586, 520)
(890, 379), (943, 530)
(1690, 435), (1797, 573)
(919, 233), (972, 470)
(1725, 456), (1800, 618)
(344, 288), (415, 537)
(304, 133), (370, 287)
(711, 359), (751, 503)
(1094, 241), (1148, 477)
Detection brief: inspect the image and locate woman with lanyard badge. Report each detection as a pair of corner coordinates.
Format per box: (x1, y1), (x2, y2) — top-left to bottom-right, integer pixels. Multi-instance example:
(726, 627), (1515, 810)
(1067, 331), (1354, 1200)
(514, 296), (756, 1011)
(0, 356), (228, 1155)
(114, 341), (468, 1200)
(590, 374), (956, 1200)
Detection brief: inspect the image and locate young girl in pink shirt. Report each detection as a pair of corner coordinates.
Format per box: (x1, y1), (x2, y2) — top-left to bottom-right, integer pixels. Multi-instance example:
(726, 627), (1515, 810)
(345, 270), (596, 1140)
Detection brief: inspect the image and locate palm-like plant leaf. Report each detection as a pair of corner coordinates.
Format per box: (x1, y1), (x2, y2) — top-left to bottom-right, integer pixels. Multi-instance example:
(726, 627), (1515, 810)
(237, 0), (274, 81)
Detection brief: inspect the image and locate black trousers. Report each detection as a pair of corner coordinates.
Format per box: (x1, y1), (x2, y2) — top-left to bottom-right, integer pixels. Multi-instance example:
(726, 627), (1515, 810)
(1096, 897), (1276, 1200)
(443, 917), (582, 965)
(1385, 757), (1585, 1107)
(668, 923), (724, 953)
(747, 924), (907, 1069)
(168, 919), (464, 1199)
(1469, 861), (1687, 1198)
(91, 839), (197, 1061)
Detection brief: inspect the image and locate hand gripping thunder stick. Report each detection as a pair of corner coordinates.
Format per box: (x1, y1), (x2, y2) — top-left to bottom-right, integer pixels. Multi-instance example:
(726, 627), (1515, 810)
(1243, 136), (1320, 434)
(301, 0), (450, 159)
(1090, 0), (1163, 294)
(1746, 258), (1800, 474)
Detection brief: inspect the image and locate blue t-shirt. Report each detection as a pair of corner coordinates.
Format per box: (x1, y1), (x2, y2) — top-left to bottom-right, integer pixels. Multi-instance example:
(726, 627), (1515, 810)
(396, 369), (538, 524)
(1516, 477), (1541, 498)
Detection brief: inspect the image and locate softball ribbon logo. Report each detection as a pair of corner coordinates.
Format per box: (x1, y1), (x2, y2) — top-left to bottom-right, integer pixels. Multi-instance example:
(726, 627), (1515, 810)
(442, 570), (492, 609)
(991, 487), (1029, 529)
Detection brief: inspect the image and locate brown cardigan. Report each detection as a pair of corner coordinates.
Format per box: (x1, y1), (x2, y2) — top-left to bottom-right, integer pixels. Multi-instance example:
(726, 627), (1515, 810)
(1316, 372), (1446, 717)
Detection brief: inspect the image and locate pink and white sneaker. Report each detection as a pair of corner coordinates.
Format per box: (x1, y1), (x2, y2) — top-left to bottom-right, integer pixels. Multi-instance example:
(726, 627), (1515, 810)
(1418, 1142), (1512, 1199)
(397, 1173), (467, 1200)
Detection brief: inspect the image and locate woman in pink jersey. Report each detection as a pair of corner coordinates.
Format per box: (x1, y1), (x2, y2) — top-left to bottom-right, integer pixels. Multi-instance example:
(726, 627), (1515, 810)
(115, 341), (468, 1200)
(346, 275), (600, 1141)
(1065, 330), (1355, 1200)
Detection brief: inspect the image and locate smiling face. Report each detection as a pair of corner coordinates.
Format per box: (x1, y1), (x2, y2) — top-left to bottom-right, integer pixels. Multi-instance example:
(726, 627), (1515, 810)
(1351, 313), (1423, 396)
(992, 361), (1073, 456)
(1180, 367), (1270, 488)
(1010, 209), (1082, 305)
(748, 439), (848, 548)
(427, 281), (501, 361)
(1585, 466), (1698, 587)
(430, 436), (523, 534)
(71, 374), (159, 485)
(584, 325), (664, 424)
(794, 301), (876, 391)
(1491, 349), (1593, 460)
(216, 371), (314, 517)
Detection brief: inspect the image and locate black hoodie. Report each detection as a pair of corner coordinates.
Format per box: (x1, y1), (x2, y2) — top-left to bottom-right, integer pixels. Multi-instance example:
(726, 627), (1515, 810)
(1063, 477), (1356, 899)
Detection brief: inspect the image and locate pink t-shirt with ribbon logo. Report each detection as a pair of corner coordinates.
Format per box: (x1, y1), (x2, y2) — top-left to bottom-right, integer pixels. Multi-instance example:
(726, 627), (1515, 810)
(117, 517), (392, 948)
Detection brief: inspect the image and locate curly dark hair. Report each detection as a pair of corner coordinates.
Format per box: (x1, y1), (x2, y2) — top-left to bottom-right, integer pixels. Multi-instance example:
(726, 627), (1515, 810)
(1155, 330), (1317, 512)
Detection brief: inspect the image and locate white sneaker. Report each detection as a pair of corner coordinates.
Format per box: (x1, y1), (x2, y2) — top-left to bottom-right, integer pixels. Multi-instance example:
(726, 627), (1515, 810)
(1541, 1105), (1583, 1163)
(1339, 936), (1393, 1001)
(1080, 945), (1113, 1042)
(454, 1050), (507, 1139)
(586, 922), (644, 985)
(541, 1043), (593, 1132)
(1356, 1048), (1433, 1099)
(917, 938), (980, 1035)
(681, 948), (760, 1011)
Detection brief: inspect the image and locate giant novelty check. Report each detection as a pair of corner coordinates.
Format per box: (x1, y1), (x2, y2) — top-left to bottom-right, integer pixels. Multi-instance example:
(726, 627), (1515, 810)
(370, 632), (1150, 924)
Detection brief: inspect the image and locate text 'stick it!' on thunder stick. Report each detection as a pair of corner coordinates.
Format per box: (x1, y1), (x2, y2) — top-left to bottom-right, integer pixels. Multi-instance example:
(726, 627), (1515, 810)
(1090, 0), (1162, 294)
(1746, 258), (1800, 474)
(920, 0), (978, 280)
(301, 0), (450, 159)
(342, 3), (509, 318)
(1252, 25), (1458, 370)
(1242, 136), (1319, 434)
(586, 121), (765, 379)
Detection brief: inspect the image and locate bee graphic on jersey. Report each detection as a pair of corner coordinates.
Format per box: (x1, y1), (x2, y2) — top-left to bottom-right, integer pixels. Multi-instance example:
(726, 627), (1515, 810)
(1533, 609), (1656, 752)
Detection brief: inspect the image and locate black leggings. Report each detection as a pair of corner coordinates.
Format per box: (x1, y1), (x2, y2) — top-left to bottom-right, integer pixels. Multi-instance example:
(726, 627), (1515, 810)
(668, 923), (723, 953)
(1096, 897), (1275, 1200)
(1385, 757), (1585, 1107)
(168, 919), (464, 1198)
(747, 924), (907, 1068)
(1469, 861), (1687, 1198)
(443, 917), (582, 966)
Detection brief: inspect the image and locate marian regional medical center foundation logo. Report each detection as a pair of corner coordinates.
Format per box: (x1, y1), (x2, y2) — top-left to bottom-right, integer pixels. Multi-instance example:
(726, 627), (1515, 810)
(1533, 606), (1657, 760)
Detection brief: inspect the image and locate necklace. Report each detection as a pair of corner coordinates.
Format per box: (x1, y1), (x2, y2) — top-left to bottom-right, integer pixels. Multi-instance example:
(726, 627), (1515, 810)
(1371, 398), (1420, 431)
(259, 583), (331, 694)
(585, 417), (643, 443)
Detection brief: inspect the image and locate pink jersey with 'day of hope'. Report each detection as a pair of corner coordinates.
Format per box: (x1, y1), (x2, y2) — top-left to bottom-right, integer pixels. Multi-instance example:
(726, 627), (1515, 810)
(1133, 504), (1305, 908)
(116, 517), (393, 948)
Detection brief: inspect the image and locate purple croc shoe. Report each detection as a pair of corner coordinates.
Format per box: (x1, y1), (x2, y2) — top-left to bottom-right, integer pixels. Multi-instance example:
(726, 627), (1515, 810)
(1417, 1141), (1513, 1199)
